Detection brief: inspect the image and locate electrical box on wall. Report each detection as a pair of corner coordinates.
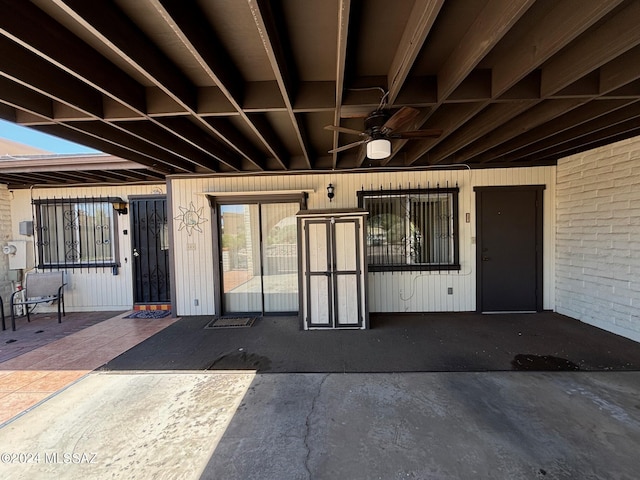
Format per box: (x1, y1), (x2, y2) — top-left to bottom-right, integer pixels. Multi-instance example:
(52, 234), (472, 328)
(3, 240), (33, 270)
(19, 221), (34, 236)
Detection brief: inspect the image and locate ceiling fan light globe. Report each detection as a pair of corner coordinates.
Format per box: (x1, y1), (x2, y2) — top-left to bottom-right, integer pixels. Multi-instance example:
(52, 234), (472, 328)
(367, 138), (391, 159)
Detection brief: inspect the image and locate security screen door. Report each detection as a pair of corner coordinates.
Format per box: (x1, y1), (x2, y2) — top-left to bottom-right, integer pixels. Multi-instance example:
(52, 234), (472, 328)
(131, 197), (170, 303)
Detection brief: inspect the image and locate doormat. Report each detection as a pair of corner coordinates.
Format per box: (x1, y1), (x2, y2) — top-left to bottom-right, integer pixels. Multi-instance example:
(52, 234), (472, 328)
(205, 316), (256, 329)
(124, 310), (172, 319)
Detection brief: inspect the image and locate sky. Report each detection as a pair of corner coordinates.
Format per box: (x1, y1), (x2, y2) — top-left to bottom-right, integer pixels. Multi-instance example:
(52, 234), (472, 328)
(0, 119), (100, 154)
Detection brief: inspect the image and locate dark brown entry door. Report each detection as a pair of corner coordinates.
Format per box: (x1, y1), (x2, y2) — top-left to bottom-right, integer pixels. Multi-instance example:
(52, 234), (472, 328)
(131, 197), (170, 303)
(475, 187), (544, 312)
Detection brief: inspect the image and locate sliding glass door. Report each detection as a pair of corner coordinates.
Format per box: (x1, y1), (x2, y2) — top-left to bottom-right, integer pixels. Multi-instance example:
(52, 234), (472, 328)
(220, 201), (299, 315)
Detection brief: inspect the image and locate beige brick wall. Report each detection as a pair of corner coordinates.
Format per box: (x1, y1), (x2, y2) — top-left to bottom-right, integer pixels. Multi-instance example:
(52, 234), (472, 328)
(0, 184), (11, 318)
(556, 136), (640, 342)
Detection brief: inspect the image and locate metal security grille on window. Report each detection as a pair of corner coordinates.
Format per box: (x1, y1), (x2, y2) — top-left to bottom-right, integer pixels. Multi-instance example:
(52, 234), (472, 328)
(34, 198), (116, 270)
(358, 188), (460, 272)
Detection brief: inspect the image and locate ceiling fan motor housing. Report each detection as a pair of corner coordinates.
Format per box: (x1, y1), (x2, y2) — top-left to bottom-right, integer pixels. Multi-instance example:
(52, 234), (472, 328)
(364, 110), (388, 137)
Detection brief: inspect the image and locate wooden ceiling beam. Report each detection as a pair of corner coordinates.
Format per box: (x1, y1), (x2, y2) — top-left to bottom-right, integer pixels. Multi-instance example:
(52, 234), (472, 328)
(0, 35), (103, 118)
(52, 0), (249, 171)
(600, 45), (640, 94)
(67, 121), (200, 172)
(31, 124), (174, 175)
(478, 99), (640, 164)
(113, 121), (223, 172)
(492, 0), (623, 98)
(392, 0), (534, 166)
(541, 1), (640, 97)
(53, 0), (196, 110)
(0, 76), (53, 119)
(331, 0), (351, 168)
(421, 101), (538, 165)
(506, 121), (640, 166)
(154, 0), (286, 169)
(0, 0), (146, 113)
(452, 98), (589, 164)
(250, 0), (312, 168)
(438, 0), (534, 102)
(387, 0), (443, 104)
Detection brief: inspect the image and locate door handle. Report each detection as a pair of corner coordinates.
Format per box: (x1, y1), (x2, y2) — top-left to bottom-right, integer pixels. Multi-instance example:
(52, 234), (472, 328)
(482, 256), (490, 261)
(133, 248), (140, 257)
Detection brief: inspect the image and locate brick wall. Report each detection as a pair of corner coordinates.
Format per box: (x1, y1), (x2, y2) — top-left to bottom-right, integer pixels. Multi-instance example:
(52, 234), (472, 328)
(556, 136), (640, 342)
(0, 184), (11, 318)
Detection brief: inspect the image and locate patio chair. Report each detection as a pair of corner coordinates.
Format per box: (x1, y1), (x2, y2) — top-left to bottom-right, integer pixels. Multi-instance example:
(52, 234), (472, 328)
(10, 271), (66, 331)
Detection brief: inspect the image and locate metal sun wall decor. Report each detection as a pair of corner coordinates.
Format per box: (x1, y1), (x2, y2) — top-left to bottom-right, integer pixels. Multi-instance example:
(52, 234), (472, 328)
(175, 202), (207, 235)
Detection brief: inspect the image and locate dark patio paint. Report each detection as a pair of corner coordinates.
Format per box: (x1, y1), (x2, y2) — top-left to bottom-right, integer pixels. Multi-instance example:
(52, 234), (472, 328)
(100, 312), (640, 373)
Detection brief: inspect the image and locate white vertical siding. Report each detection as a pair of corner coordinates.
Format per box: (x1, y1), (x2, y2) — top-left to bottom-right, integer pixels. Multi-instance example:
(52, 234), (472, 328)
(10, 184), (165, 312)
(170, 165), (556, 316)
(0, 184), (12, 313)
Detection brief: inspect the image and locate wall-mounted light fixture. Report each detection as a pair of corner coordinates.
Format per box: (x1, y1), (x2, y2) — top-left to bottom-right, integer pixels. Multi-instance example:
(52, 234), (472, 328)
(111, 199), (128, 215)
(327, 183), (335, 202)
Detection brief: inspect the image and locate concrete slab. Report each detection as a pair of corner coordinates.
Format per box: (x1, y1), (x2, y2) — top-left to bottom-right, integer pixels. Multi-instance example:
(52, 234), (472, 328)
(0, 372), (255, 479)
(204, 372), (640, 480)
(1, 371), (639, 479)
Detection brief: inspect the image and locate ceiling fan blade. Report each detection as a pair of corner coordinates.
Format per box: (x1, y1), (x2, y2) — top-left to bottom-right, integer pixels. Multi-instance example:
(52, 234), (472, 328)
(328, 140), (366, 154)
(382, 106), (420, 132)
(324, 125), (367, 136)
(392, 129), (443, 139)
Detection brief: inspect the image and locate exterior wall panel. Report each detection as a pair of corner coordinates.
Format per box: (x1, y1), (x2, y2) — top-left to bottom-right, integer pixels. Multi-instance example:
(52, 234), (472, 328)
(556, 136), (640, 342)
(170, 166), (555, 316)
(10, 184), (165, 312)
(0, 184), (12, 317)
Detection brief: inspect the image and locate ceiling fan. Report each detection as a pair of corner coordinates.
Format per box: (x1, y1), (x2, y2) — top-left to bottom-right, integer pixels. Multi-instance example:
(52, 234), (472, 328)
(325, 106), (442, 160)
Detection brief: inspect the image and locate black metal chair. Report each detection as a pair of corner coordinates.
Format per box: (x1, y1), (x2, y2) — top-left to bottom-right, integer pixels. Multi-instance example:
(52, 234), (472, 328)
(10, 271), (66, 331)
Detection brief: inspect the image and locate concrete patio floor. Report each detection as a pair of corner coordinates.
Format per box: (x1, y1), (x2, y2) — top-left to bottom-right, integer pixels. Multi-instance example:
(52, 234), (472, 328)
(0, 312), (639, 479)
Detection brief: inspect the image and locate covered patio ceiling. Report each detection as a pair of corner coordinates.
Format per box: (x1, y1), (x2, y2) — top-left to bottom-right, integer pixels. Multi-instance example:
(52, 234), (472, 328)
(1, 0), (640, 188)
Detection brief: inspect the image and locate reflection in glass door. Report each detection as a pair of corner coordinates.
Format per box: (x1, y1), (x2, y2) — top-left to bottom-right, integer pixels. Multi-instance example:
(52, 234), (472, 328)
(220, 202), (299, 314)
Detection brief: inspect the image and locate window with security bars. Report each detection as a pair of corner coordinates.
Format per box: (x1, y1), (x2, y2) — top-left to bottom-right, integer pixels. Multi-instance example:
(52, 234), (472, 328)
(34, 198), (118, 269)
(358, 188), (460, 271)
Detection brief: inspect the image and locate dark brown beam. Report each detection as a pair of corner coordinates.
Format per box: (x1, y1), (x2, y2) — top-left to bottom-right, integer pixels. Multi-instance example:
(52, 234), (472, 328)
(490, 103), (640, 164)
(387, 0), (535, 166)
(251, 0), (312, 168)
(56, 0), (196, 110)
(331, 0), (351, 168)
(53, 0), (249, 171)
(492, 0), (624, 97)
(475, 99), (638, 163)
(401, 103), (486, 165)
(0, 35), (103, 118)
(114, 121), (221, 172)
(423, 101), (538, 165)
(66, 121), (198, 172)
(387, 0), (443, 104)
(31, 124), (174, 175)
(155, 0), (286, 169)
(438, 0), (535, 101)
(541, 1), (640, 97)
(452, 99), (589, 164)
(201, 119), (266, 172)
(507, 122), (640, 166)
(0, 77), (53, 119)
(0, 0), (146, 113)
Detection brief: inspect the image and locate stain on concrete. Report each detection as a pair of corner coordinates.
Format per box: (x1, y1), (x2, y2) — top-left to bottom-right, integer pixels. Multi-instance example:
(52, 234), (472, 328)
(208, 351), (272, 371)
(511, 354), (580, 371)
